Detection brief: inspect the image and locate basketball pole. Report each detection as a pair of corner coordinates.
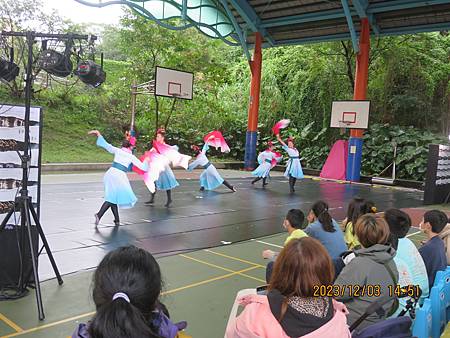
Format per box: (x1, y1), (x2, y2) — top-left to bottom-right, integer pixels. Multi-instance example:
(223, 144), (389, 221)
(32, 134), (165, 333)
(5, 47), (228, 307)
(346, 18), (370, 182)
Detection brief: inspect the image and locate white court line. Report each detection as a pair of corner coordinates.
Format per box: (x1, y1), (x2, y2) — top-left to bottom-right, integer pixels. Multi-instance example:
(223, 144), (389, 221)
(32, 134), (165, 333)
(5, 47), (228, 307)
(250, 239), (284, 248)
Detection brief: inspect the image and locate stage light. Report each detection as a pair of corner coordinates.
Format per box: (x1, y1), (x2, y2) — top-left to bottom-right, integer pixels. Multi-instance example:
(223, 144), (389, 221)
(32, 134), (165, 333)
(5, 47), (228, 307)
(75, 60), (106, 87)
(38, 49), (73, 77)
(0, 58), (19, 82)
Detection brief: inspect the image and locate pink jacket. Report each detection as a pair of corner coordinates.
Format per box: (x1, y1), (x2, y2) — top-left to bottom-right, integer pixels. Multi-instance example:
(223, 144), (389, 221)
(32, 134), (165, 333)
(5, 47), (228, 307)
(225, 295), (351, 338)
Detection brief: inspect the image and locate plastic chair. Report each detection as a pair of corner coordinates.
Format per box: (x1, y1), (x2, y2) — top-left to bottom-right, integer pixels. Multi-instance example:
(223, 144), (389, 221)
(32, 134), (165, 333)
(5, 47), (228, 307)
(429, 266), (450, 337)
(412, 298), (433, 338)
(430, 279), (446, 337)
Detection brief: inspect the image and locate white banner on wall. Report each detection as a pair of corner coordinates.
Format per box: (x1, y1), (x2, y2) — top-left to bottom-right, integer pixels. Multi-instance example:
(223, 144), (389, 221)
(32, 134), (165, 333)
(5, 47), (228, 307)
(0, 104), (42, 226)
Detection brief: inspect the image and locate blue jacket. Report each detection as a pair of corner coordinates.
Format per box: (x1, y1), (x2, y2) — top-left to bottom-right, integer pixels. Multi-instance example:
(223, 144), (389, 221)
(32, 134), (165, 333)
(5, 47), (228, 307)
(305, 219), (347, 259)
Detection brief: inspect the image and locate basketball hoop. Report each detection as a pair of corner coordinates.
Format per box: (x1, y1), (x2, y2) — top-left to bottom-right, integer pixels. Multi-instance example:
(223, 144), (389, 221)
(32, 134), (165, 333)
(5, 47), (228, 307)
(330, 101), (370, 130)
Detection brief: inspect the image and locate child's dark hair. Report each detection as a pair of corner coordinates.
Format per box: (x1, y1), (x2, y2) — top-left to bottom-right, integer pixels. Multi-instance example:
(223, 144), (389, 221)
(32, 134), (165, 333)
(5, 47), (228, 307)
(345, 197), (367, 233)
(88, 246), (161, 338)
(122, 139), (131, 148)
(311, 201), (335, 232)
(365, 200), (377, 214)
(384, 209), (412, 250)
(423, 210), (448, 233)
(285, 209), (305, 229)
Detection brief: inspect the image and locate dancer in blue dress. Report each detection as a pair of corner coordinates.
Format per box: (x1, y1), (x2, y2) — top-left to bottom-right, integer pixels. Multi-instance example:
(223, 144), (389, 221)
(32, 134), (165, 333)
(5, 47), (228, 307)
(188, 144), (236, 192)
(276, 134), (304, 193)
(251, 142), (281, 187)
(88, 130), (148, 227)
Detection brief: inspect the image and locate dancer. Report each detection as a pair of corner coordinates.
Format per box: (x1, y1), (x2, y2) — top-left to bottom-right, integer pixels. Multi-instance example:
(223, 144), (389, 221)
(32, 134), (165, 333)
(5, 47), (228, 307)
(276, 134), (303, 193)
(88, 130), (148, 226)
(145, 128), (190, 207)
(188, 143), (236, 192)
(251, 141), (281, 187)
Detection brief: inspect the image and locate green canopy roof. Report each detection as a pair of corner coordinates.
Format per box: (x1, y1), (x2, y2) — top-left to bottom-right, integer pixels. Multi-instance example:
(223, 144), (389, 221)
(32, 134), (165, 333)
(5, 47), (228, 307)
(75, 0), (239, 45)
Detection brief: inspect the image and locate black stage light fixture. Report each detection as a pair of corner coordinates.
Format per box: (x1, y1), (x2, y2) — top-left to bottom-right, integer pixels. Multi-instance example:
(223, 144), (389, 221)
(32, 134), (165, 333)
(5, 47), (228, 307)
(0, 58), (19, 82)
(38, 49), (73, 77)
(75, 59), (106, 88)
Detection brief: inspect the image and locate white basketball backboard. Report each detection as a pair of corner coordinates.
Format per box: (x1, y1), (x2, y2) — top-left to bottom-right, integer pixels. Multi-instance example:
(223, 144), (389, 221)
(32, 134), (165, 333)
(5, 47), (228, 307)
(330, 100), (370, 129)
(155, 66), (194, 100)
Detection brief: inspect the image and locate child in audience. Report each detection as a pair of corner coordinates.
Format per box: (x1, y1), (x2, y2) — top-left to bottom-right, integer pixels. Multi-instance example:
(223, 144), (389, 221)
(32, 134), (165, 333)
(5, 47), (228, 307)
(342, 198), (377, 250)
(304, 201), (347, 259)
(384, 209), (429, 315)
(334, 214), (398, 329)
(438, 222), (450, 265)
(226, 238), (351, 338)
(262, 209), (307, 282)
(419, 209), (448, 287)
(72, 246), (186, 338)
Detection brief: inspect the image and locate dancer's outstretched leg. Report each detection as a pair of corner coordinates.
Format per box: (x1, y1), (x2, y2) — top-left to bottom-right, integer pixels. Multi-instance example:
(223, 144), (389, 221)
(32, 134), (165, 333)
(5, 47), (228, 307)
(145, 192), (156, 205)
(110, 204), (120, 226)
(251, 177), (262, 185)
(223, 180), (236, 192)
(95, 201), (111, 226)
(165, 190), (172, 207)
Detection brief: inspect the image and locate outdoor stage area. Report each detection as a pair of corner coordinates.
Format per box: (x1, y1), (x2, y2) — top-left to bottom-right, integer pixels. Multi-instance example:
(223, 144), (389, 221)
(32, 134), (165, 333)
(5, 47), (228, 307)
(0, 169), (439, 338)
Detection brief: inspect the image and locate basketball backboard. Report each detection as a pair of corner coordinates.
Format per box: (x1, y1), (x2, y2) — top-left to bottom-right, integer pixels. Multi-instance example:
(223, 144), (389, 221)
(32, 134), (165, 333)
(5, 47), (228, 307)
(155, 66), (194, 100)
(330, 100), (370, 129)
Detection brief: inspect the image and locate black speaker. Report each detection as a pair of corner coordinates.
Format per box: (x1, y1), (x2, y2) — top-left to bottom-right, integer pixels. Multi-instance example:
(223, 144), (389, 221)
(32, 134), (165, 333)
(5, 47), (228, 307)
(0, 225), (38, 289)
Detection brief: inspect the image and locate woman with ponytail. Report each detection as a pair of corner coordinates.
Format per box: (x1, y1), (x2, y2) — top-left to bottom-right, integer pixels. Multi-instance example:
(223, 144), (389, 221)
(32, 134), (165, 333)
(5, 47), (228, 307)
(304, 201), (347, 259)
(72, 246), (186, 338)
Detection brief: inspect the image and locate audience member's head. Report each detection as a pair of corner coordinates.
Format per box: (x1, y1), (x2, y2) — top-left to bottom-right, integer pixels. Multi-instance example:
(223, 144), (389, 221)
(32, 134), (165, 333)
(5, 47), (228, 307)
(89, 246), (161, 338)
(346, 197), (367, 227)
(384, 209), (412, 249)
(269, 237), (334, 319)
(421, 210), (448, 235)
(308, 200), (335, 233)
(284, 209), (305, 230)
(355, 214), (390, 248)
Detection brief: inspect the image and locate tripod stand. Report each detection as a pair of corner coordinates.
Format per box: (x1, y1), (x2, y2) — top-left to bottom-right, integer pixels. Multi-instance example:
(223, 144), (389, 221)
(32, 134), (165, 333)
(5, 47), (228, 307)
(0, 31), (63, 320)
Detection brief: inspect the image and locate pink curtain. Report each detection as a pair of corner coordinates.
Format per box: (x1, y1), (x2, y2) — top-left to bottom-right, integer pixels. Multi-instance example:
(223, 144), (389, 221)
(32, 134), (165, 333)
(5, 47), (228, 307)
(320, 140), (348, 180)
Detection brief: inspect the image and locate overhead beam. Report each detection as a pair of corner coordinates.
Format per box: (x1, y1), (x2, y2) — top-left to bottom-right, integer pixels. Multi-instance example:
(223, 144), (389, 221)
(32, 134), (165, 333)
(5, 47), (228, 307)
(267, 21), (450, 48)
(219, 0), (251, 60)
(352, 0), (380, 34)
(367, 0), (450, 14)
(228, 0), (275, 46)
(341, 0), (360, 53)
(261, 8), (354, 28)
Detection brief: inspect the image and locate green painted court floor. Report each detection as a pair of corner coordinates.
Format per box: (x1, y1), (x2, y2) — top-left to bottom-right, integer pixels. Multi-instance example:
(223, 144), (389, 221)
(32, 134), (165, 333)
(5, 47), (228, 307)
(1, 226), (442, 338)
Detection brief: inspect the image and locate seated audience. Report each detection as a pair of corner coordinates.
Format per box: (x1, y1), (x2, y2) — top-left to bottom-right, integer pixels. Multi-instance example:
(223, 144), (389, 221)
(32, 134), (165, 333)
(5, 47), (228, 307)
(334, 214), (398, 329)
(419, 209), (448, 287)
(438, 222), (450, 265)
(342, 198), (377, 250)
(226, 238), (351, 338)
(384, 209), (429, 315)
(304, 201), (347, 259)
(72, 246), (186, 338)
(262, 209), (307, 282)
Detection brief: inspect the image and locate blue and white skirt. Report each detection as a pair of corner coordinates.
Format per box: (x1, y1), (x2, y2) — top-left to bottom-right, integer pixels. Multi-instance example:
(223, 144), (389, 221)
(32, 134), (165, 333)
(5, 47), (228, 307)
(252, 162), (272, 178)
(156, 167), (179, 191)
(103, 167), (137, 208)
(200, 165), (224, 190)
(284, 159), (304, 179)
